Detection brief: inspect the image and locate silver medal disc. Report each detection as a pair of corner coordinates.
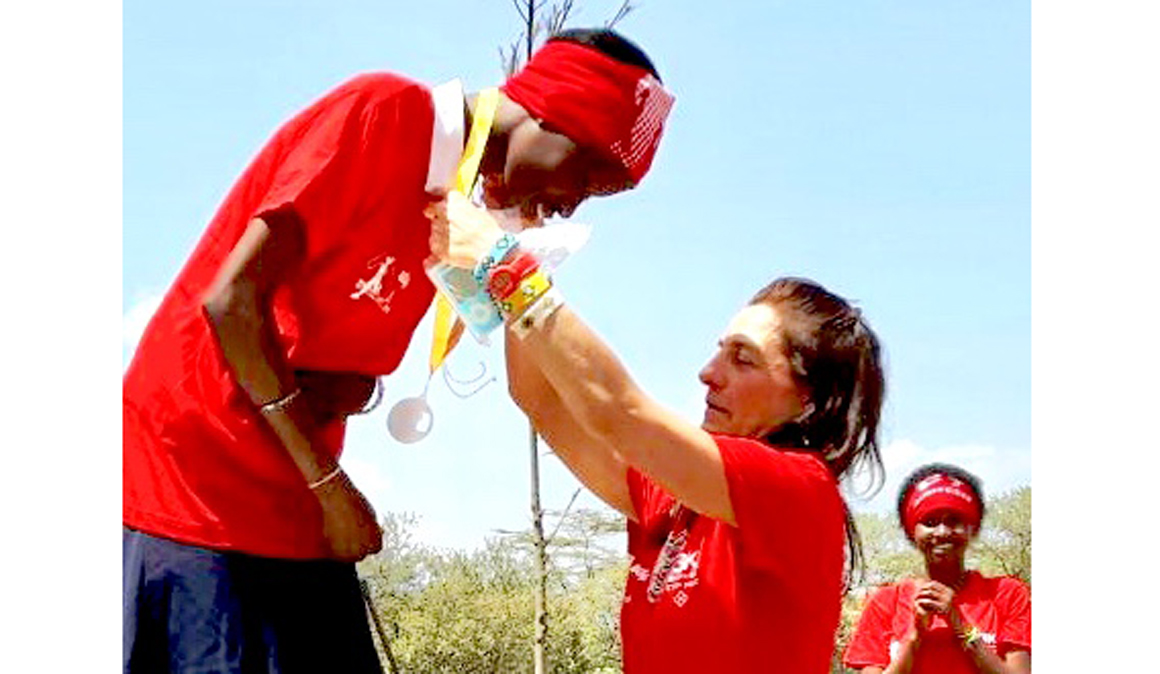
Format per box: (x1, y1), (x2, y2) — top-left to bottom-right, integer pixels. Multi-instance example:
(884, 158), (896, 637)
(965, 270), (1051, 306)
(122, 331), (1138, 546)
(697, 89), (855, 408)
(387, 396), (434, 444)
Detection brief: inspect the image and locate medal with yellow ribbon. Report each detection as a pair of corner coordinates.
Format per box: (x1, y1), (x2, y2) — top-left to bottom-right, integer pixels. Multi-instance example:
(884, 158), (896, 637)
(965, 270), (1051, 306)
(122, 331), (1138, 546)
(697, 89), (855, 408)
(386, 87), (500, 444)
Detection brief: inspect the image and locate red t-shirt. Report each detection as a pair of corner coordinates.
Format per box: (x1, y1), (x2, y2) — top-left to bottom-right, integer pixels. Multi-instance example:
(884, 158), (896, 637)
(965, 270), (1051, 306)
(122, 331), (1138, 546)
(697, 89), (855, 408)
(123, 73), (439, 558)
(621, 435), (847, 674)
(843, 571), (1032, 672)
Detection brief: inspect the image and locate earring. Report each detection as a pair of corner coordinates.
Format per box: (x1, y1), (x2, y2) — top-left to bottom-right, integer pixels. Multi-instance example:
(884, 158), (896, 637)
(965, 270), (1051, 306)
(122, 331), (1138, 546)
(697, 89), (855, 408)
(796, 403), (814, 448)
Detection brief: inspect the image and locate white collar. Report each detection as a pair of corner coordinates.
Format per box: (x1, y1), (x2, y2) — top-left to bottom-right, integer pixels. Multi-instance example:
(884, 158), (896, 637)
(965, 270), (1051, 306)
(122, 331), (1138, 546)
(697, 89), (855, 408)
(425, 79), (466, 195)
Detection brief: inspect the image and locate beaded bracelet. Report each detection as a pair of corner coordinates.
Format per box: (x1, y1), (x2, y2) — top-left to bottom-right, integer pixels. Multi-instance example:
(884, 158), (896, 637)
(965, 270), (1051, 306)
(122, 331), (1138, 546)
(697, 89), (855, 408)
(473, 234), (560, 331)
(473, 232), (519, 285)
(961, 625), (982, 649)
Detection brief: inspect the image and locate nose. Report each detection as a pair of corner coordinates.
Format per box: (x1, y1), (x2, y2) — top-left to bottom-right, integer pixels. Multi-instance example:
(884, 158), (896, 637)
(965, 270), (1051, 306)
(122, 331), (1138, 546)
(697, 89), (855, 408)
(699, 354), (723, 389)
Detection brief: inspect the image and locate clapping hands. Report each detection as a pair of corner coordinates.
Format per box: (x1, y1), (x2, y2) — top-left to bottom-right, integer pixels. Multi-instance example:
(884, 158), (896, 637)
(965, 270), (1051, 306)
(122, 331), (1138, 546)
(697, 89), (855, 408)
(912, 580), (965, 635)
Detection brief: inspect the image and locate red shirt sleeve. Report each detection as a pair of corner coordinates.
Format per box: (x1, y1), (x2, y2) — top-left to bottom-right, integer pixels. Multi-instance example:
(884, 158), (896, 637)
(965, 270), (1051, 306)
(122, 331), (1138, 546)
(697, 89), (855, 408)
(625, 466), (675, 555)
(843, 584), (899, 669)
(626, 466), (667, 523)
(626, 466), (686, 559)
(253, 74), (433, 260)
(716, 436), (846, 575)
(995, 577), (1032, 657)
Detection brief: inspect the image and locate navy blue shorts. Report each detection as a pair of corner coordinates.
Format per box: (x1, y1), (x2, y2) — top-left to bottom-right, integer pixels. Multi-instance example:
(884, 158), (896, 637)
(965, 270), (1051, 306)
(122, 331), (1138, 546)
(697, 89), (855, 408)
(123, 528), (383, 674)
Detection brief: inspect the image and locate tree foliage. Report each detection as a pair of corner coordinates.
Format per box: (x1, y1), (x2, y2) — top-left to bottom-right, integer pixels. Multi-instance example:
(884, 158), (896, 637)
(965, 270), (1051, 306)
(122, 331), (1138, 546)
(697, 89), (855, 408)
(972, 486), (1032, 583)
(359, 485), (1028, 673)
(358, 510), (627, 674)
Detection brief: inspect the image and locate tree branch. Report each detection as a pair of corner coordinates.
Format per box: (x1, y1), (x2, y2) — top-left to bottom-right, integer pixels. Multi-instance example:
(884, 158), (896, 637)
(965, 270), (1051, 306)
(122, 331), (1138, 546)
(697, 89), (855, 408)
(545, 487), (583, 545)
(546, 0), (574, 36)
(511, 0), (528, 23)
(606, 0), (636, 28)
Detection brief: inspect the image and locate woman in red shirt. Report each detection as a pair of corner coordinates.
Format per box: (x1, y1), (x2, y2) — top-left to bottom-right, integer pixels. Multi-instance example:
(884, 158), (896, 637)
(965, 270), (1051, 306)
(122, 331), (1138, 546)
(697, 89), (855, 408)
(843, 464), (1031, 673)
(429, 199), (887, 673)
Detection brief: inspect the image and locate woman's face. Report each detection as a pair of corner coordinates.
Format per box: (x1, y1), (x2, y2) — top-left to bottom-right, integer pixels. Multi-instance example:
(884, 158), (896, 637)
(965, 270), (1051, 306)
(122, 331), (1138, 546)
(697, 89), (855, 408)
(698, 303), (807, 438)
(912, 509), (976, 565)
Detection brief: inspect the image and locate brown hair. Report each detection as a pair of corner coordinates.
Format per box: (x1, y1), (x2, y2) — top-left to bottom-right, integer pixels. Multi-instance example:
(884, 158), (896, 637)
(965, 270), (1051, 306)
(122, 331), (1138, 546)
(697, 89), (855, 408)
(750, 277), (887, 585)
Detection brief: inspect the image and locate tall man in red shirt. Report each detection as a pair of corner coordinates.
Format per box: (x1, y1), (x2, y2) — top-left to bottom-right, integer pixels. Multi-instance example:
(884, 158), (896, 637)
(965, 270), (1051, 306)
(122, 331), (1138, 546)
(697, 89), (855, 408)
(123, 28), (673, 674)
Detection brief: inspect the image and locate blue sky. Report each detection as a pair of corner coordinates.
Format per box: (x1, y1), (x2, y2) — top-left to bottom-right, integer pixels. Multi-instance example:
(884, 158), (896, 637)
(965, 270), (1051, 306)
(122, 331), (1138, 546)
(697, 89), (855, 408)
(14, 2), (1160, 670)
(123, 0), (1031, 550)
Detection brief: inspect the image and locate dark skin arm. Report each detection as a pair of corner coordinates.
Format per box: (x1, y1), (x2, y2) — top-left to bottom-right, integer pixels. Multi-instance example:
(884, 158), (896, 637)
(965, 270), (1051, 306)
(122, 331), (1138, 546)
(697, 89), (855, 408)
(202, 213), (382, 562)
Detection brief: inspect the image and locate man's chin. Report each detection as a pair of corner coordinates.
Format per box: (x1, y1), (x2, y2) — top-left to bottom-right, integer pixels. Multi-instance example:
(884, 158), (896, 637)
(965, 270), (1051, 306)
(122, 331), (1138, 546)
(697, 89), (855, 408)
(491, 206), (543, 232)
(480, 188), (505, 210)
(480, 188), (539, 223)
(480, 177), (511, 209)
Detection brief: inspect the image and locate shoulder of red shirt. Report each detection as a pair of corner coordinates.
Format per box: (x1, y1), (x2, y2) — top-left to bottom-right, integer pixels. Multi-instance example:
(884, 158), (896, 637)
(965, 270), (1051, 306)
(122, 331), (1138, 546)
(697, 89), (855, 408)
(650, 433), (837, 490)
(627, 434), (832, 504)
(334, 71), (430, 94)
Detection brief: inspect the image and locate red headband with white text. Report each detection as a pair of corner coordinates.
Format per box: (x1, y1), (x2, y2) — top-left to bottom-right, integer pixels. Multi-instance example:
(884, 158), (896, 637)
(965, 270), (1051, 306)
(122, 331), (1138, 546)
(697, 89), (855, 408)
(501, 40), (675, 186)
(902, 473), (982, 535)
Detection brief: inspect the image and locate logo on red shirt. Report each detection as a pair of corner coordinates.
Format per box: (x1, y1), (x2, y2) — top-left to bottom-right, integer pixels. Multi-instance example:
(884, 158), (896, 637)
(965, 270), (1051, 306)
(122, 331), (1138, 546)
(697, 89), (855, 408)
(351, 254), (412, 314)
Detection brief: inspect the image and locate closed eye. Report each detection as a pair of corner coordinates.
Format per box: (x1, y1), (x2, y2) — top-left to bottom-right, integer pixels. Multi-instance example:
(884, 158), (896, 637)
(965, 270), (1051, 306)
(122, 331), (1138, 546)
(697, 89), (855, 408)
(730, 345), (759, 367)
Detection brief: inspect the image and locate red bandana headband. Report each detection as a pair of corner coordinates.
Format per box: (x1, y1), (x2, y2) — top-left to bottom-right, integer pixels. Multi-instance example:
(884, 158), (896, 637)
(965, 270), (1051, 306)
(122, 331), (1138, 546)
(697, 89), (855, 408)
(501, 40), (675, 186)
(902, 473), (982, 536)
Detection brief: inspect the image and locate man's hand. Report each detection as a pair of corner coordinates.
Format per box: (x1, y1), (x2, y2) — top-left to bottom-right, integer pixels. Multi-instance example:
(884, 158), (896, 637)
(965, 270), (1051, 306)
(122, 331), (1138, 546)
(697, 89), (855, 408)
(313, 471), (383, 562)
(426, 192), (504, 268)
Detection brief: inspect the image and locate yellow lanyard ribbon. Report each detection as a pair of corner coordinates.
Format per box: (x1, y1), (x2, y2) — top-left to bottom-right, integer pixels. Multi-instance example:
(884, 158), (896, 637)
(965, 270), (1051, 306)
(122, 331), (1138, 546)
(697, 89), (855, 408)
(428, 87), (500, 374)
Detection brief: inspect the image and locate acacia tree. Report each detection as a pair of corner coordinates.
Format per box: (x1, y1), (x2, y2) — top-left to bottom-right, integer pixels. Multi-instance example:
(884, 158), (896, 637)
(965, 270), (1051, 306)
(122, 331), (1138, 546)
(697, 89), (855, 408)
(358, 510), (628, 673)
(973, 486), (1032, 583)
(498, 3), (636, 672)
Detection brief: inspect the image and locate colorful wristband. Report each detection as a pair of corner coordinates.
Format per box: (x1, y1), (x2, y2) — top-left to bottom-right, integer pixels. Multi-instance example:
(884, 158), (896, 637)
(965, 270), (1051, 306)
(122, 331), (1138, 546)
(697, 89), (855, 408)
(511, 286), (564, 337)
(486, 249), (540, 301)
(497, 268), (552, 320)
(473, 232), (519, 284)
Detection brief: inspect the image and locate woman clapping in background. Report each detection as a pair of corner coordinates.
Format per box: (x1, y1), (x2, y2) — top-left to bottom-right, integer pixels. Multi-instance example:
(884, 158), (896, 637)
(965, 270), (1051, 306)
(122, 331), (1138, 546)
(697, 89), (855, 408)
(843, 464), (1031, 673)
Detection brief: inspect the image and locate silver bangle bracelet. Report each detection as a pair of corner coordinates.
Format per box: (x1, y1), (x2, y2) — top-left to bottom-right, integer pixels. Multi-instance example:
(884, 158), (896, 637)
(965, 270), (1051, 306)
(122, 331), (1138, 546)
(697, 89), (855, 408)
(307, 465), (344, 490)
(259, 388), (302, 415)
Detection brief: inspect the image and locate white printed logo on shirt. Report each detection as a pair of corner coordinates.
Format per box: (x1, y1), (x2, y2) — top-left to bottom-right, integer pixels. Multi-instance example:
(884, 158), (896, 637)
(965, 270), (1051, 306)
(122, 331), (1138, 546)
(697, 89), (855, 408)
(666, 550), (701, 585)
(629, 562), (651, 582)
(633, 549), (702, 607)
(351, 254), (411, 315)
